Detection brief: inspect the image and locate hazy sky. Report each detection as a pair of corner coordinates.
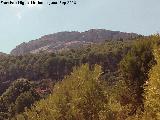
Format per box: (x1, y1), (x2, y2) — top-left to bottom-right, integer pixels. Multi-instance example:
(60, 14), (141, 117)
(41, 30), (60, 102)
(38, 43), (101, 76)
(0, 0), (160, 53)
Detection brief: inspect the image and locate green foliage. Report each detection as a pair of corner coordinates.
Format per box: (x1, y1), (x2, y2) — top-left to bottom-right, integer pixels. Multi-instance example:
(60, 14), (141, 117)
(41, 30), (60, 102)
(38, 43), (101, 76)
(15, 91), (36, 114)
(119, 38), (156, 112)
(0, 40), (133, 119)
(2, 36), (160, 119)
(143, 46), (160, 119)
(0, 40), (132, 96)
(0, 79), (32, 111)
(16, 64), (121, 120)
(0, 79), (40, 119)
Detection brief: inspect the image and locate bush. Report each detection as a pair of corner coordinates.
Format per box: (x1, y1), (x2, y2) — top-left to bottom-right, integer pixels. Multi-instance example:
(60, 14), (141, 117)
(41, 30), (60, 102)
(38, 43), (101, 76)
(16, 64), (122, 120)
(143, 47), (160, 119)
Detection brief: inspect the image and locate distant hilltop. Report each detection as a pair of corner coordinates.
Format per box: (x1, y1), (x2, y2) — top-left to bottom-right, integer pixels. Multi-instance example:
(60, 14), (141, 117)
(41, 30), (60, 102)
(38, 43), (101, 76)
(10, 29), (141, 56)
(0, 52), (7, 56)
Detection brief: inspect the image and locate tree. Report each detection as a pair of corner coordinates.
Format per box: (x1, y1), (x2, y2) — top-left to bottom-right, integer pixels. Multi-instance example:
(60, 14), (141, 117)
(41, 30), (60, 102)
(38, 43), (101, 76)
(143, 47), (160, 119)
(0, 79), (32, 112)
(17, 64), (121, 120)
(0, 78), (40, 118)
(120, 39), (155, 113)
(15, 91), (36, 114)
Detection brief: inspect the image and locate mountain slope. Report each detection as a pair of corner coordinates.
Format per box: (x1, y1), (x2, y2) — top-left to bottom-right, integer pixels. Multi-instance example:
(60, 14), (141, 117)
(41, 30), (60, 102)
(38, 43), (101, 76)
(0, 52), (7, 56)
(10, 29), (140, 56)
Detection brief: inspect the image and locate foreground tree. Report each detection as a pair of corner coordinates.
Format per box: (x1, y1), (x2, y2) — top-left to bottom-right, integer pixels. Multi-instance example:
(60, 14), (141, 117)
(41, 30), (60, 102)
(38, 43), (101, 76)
(119, 38), (156, 113)
(15, 64), (122, 120)
(143, 46), (160, 119)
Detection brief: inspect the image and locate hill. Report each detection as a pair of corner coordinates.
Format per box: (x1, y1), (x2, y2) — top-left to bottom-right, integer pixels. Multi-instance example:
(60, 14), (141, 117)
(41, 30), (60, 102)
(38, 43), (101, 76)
(1, 35), (160, 120)
(0, 52), (7, 56)
(10, 29), (140, 55)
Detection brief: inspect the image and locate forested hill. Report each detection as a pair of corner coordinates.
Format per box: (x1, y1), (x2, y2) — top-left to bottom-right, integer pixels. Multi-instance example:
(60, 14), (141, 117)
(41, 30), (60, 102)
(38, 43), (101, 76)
(1, 35), (160, 120)
(1, 34), (160, 119)
(10, 29), (140, 56)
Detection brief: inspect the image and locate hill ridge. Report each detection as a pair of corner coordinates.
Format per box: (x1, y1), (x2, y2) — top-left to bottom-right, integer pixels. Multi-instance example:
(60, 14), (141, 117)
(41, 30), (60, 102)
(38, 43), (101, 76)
(10, 29), (140, 56)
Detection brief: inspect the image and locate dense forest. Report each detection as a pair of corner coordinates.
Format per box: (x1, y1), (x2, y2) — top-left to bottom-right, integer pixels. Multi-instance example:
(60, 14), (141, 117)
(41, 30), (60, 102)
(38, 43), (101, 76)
(1, 35), (160, 120)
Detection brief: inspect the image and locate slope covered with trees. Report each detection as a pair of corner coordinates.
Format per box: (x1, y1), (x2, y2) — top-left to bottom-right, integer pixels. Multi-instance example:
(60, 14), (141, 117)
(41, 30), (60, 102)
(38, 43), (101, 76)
(14, 64), (122, 120)
(1, 35), (160, 119)
(0, 40), (134, 95)
(14, 36), (160, 119)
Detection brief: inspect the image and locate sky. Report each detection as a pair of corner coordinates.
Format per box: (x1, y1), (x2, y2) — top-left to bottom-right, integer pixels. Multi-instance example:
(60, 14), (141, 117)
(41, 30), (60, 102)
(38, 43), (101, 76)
(0, 0), (160, 53)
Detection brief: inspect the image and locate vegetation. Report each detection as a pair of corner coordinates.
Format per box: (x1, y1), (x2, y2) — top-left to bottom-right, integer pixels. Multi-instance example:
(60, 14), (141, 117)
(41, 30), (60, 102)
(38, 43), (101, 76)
(143, 45), (160, 119)
(14, 64), (122, 120)
(0, 40), (133, 95)
(1, 35), (160, 119)
(119, 37), (156, 113)
(0, 79), (52, 119)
